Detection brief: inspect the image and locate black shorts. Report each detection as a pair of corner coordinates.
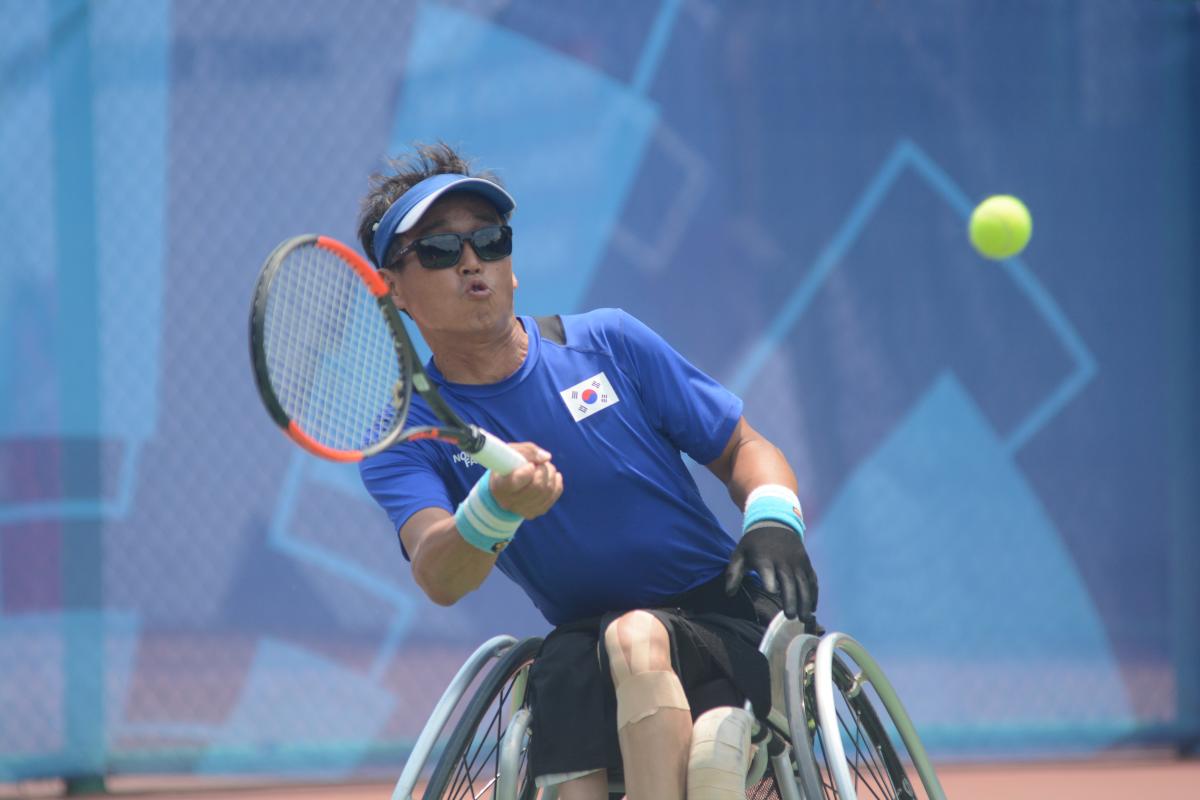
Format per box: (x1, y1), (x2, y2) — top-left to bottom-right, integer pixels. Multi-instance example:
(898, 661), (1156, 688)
(526, 574), (781, 779)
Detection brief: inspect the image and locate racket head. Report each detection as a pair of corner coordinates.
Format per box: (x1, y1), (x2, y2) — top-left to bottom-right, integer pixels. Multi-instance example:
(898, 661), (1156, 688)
(249, 235), (414, 462)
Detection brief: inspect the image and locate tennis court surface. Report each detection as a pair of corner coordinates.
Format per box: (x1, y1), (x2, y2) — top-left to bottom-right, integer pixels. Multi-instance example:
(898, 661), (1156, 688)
(3, 755), (1198, 800)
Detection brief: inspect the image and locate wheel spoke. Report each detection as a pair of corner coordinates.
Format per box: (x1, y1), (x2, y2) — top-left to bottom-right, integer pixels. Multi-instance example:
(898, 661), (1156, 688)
(837, 703), (891, 798)
(800, 654), (913, 800)
(814, 722), (838, 797)
(857, 728), (893, 798)
(424, 641), (541, 800)
(463, 712), (507, 791)
(447, 678), (517, 798)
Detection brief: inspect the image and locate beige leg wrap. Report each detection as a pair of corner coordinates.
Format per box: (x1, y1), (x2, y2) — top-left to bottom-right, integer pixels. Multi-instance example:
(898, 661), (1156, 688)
(687, 706), (754, 799)
(604, 612), (691, 800)
(604, 612), (688, 728)
(615, 670), (691, 728)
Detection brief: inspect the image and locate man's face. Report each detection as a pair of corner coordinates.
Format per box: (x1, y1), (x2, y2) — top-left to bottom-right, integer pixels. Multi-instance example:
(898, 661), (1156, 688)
(380, 193), (518, 337)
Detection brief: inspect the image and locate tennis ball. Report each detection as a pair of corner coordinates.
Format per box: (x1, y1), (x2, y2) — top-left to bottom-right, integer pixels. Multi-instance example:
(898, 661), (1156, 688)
(968, 195), (1032, 260)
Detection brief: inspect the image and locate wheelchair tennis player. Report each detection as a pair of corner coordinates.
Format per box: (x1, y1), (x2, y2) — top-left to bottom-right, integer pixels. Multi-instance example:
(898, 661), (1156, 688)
(358, 143), (819, 800)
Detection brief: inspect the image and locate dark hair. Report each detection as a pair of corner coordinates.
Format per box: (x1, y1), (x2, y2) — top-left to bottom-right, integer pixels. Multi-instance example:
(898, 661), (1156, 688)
(357, 141), (506, 268)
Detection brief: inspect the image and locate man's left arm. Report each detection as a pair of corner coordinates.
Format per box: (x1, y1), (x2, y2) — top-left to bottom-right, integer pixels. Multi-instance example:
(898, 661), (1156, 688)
(706, 417), (819, 622)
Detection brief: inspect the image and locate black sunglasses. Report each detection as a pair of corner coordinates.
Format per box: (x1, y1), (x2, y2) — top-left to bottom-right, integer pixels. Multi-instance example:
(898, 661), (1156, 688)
(390, 224), (513, 270)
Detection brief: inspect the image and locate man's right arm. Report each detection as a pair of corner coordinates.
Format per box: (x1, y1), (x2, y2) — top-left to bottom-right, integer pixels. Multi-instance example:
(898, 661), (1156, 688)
(401, 441), (562, 606)
(401, 508), (500, 605)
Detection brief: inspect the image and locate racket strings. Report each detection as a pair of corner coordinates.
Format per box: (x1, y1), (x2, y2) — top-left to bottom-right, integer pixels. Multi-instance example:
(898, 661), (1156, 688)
(263, 244), (401, 451)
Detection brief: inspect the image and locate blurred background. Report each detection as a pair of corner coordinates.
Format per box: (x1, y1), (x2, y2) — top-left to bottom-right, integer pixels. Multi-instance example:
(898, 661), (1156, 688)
(1, 0), (1197, 795)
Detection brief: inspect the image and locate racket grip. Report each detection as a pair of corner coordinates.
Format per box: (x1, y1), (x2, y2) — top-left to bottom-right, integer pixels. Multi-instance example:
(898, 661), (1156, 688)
(469, 428), (527, 475)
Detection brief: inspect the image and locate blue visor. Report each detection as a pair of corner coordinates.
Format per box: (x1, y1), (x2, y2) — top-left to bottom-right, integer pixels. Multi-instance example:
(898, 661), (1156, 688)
(372, 173), (516, 267)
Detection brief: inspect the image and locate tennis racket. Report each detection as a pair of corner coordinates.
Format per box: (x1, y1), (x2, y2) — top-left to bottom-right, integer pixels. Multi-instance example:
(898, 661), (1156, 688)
(248, 234), (526, 474)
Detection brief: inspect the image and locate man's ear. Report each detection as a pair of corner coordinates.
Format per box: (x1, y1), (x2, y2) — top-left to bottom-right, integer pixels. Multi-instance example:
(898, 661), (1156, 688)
(512, 272), (519, 291)
(380, 268), (406, 311)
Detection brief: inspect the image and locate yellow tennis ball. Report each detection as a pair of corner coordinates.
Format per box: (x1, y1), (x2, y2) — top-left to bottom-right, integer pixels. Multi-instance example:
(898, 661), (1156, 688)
(968, 195), (1032, 260)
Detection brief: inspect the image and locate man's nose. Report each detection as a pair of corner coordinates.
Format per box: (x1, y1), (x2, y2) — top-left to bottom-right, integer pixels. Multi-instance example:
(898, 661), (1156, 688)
(456, 240), (483, 272)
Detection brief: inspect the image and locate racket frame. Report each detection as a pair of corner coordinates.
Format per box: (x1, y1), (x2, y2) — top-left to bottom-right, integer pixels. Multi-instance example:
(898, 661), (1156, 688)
(250, 234), (504, 465)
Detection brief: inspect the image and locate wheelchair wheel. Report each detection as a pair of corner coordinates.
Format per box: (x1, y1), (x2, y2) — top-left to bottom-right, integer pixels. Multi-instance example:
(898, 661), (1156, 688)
(787, 640), (916, 799)
(424, 635), (543, 800)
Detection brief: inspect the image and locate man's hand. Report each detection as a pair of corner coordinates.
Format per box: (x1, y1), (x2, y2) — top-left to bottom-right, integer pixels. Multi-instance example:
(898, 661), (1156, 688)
(488, 442), (563, 519)
(724, 525), (819, 622)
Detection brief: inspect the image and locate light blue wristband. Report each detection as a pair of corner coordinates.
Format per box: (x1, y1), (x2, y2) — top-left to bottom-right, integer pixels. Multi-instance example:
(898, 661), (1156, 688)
(455, 470), (523, 554)
(743, 486), (806, 538)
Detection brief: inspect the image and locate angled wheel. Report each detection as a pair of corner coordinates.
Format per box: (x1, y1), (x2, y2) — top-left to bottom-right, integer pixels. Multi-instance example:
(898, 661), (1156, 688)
(785, 636), (917, 799)
(424, 636), (543, 800)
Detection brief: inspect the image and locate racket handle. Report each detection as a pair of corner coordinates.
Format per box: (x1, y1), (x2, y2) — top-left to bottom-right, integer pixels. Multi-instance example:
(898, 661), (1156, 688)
(469, 428), (527, 475)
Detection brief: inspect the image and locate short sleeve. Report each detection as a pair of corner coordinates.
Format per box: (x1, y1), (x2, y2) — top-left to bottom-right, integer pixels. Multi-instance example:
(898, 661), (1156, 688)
(359, 442), (454, 560)
(615, 310), (743, 464)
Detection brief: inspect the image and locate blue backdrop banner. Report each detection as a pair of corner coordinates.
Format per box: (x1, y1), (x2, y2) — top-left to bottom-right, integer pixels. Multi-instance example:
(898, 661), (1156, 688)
(0, 0), (1196, 781)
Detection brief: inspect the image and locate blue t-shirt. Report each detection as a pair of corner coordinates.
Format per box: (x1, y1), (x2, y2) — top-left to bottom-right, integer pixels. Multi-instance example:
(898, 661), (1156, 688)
(359, 308), (743, 625)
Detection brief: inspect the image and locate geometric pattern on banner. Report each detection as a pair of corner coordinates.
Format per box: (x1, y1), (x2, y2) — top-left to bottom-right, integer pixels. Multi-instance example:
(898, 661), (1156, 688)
(810, 373), (1133, 745)
(389, 3), (660, 328)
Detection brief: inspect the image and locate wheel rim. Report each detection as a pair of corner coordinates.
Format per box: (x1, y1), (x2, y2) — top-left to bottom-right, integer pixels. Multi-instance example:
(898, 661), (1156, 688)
(440, 662), (534, 800)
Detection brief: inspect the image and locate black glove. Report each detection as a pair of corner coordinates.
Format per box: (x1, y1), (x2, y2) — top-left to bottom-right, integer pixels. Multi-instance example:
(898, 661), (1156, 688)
(724, 524), (819, 623)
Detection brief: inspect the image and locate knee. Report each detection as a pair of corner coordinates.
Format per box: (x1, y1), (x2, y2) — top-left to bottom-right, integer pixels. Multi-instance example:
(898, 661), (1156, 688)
(603, 610), (672, 682)
(603, 611), (690, 729)
(688, 707), (753, 799)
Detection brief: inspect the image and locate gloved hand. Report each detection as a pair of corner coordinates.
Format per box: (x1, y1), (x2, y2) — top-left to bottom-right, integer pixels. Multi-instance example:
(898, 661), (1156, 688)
(724, 524), (819, 624)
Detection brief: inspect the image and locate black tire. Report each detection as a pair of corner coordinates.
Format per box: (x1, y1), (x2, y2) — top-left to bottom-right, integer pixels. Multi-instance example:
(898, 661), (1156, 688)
(424, 636), (543, 800)
(788, 643), (916, 799)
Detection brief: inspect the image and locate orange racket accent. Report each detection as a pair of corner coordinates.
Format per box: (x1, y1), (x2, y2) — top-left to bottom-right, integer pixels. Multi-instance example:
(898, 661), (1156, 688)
(406, 429), (443, 441)
(316, 236), (390, 298)
(287, 421), (363, 463)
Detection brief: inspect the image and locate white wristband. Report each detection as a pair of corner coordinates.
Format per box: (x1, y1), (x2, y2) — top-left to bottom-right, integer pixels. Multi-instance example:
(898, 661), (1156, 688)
(455, 470), (522, 554)
(743, 484), (805, 537)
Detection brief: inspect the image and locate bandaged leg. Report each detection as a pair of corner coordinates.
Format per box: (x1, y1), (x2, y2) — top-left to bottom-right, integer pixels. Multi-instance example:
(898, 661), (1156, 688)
(687, 706), (754, 799)
(603, 611), (691, 800)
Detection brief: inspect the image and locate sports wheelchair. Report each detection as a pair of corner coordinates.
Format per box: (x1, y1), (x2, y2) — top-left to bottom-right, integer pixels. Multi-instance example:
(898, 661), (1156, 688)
(391, 614), (946, 799)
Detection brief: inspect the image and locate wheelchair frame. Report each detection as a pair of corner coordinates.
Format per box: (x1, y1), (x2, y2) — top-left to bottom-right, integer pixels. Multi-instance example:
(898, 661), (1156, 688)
(391, 615), (946, 800)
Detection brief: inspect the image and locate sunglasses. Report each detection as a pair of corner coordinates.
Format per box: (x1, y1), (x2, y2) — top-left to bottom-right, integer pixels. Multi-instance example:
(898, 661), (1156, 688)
(389, 224), (513, 270)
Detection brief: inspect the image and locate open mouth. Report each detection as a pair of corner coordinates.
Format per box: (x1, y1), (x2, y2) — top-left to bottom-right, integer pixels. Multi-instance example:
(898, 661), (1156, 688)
(465, 279), (491, 297)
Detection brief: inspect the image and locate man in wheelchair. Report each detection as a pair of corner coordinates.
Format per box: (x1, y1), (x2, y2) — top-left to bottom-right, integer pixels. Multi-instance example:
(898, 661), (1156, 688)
(358, 143), (819, 800)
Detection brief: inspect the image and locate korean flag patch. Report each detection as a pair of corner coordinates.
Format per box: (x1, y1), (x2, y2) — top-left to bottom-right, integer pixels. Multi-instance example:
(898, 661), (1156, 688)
(559, 371), (620, 423)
